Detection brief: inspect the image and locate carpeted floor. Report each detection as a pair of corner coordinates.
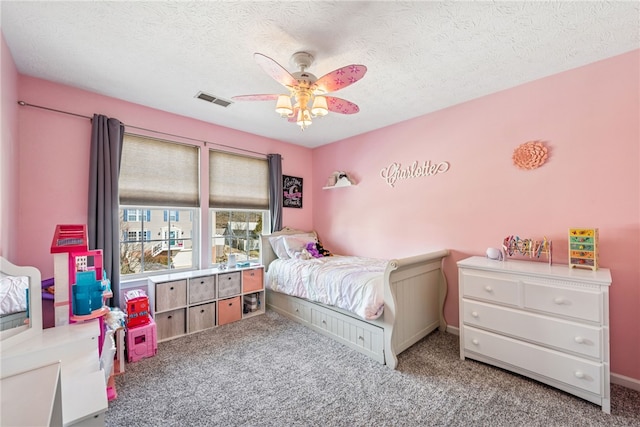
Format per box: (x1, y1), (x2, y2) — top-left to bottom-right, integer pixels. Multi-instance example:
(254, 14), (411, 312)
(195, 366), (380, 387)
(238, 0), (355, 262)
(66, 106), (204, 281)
(106, 310), (639, 426)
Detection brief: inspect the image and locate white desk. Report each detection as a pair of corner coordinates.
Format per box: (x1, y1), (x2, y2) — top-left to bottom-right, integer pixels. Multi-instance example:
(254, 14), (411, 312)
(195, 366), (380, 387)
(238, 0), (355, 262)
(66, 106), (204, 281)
(1, 362), (63, 426)
(0, 321), (107, 426)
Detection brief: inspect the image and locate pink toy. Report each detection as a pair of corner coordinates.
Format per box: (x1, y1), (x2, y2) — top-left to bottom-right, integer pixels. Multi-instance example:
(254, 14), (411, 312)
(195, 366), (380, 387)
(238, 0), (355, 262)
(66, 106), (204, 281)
(127, 318), (157, 362)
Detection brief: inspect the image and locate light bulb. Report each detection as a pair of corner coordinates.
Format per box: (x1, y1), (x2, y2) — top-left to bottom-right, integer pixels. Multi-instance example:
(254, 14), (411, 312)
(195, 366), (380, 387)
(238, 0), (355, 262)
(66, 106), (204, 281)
(311, 96), (328, 117)
(275, 95), (293, 117)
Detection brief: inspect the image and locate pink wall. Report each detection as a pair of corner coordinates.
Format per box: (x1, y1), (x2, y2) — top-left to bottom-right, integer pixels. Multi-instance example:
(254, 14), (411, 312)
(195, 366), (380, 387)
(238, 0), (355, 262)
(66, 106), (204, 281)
(0, 34), (20, 260)
(312, 50), (640, 381)
(13, 76), (313, 277)
(4, 42), (638, 383)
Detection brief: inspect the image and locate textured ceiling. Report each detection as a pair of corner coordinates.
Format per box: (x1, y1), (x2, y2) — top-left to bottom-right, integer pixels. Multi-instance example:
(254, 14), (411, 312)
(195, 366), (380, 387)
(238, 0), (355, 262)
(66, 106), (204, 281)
(2, 1), (638, 148)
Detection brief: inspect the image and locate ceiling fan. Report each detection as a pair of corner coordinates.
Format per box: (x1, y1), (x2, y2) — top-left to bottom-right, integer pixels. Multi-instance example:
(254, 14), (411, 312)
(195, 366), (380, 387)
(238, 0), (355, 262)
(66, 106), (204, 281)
(232, 52), (367, 131)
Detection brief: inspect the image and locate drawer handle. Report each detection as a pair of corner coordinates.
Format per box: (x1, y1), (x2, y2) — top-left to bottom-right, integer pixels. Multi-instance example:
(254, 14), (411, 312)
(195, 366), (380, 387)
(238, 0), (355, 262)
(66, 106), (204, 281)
(322, 320), (327, 324)
(574, 336), (585, 344)
(358, 336), (364, 341)
(295, 308), (299, 313)
(574, 370), (585, 379)
(167, 315), (172, 319)
(200, 280), (204, 284)
(170, 286), (174, 290)
(554, 297), (566, 305)
(484, 286), (493, 292)
(200, 309), (205, 313)
(471, 311), (479, 318)
(227, 277), (231, 280)
(228, 302), (233, 306)
(471, 338), (479, 346)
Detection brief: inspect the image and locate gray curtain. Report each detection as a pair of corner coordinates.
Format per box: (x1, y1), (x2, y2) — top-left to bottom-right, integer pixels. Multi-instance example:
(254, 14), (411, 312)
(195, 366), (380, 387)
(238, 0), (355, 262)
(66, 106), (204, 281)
(89, 115), (124, 306)
(267, 154), (283, 232)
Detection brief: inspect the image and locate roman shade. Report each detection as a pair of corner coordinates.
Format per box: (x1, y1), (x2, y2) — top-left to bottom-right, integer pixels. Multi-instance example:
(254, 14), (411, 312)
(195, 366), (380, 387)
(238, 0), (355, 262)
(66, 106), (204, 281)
(209, 150), (268, 210)
(119, 134), (200, 207)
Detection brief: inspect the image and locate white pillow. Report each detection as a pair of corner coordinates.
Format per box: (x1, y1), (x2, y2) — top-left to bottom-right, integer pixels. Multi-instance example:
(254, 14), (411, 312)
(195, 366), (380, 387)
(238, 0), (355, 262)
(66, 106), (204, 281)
(283, 234), (318, 259)
(268, 233), (317, 259)
(268, 235), (290, 259)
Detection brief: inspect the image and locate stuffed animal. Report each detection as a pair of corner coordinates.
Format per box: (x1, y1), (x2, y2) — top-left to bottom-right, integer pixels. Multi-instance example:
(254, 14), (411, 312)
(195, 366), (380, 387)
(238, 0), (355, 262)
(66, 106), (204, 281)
(105, 307), (126, 330)
(305, 242), (322, 258)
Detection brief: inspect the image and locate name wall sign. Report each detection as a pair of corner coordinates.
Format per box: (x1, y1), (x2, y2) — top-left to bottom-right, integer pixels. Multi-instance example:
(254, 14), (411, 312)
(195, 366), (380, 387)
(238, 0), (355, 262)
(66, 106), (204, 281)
(380, 160), (450, 188)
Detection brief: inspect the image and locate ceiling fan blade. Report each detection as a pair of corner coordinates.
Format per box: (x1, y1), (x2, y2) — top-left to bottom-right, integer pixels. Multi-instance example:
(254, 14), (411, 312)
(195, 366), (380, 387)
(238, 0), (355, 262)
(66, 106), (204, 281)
(254, 53), (298, 88)
(314, 65), (367, 94)
(325, 96), (360, 114)
(231, 94), (279, 101)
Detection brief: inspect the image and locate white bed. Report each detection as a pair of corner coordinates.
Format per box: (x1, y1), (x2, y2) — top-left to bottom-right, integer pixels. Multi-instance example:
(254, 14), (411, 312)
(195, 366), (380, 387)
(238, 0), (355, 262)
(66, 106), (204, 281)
(0, 274), (30, 331)
(261, 227), (449, 369)
(0, 257), (42, 347)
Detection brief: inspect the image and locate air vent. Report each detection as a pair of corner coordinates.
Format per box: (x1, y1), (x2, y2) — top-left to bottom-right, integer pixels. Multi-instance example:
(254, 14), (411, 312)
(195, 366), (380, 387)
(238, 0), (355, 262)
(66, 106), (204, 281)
(195, 92), (232, 108)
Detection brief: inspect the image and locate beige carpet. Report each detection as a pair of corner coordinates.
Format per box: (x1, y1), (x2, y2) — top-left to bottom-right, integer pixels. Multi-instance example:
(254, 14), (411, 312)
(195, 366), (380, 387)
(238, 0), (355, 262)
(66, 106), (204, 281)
(106, 310), (640, 426)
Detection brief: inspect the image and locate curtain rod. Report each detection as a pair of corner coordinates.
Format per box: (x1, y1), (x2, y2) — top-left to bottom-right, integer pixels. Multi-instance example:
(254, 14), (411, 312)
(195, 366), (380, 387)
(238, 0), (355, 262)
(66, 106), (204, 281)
(17, 100), (273, 158)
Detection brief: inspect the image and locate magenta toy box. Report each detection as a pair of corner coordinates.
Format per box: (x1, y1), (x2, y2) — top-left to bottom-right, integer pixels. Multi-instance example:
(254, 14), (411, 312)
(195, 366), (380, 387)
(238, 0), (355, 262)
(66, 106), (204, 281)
(126, 317), (157, 363)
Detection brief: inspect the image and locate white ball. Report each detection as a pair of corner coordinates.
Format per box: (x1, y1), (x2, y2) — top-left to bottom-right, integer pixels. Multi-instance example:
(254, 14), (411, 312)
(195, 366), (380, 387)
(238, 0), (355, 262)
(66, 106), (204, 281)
(486, 248), (502, 260)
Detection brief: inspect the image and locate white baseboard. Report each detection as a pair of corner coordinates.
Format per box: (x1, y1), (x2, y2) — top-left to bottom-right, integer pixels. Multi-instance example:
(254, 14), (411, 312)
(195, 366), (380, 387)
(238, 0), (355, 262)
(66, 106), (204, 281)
(611, 373), (640, 392)
(444, 326), (640, 392)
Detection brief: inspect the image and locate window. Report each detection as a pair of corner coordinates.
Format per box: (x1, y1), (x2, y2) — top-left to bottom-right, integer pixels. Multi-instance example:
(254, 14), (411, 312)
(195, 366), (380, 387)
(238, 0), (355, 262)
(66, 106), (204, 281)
(119, 134), (200, 277)
(118, 135), (274, 277)
(164, 210), (180, 222)
(119, 207), (197, 275)
(211, 210), (266, 264)
(123, 209), (150, 222)
(209, 150), (269, 266)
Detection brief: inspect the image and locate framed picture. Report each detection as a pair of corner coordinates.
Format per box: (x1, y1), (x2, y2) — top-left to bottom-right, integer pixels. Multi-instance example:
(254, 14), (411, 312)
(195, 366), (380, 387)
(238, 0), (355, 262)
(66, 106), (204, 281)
(283, 175), (303, 208)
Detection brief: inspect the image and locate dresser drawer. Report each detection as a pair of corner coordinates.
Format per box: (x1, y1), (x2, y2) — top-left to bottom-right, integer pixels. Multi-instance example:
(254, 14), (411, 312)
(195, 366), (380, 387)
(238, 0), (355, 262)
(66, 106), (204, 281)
(189, 275), (216, 304)
(523, 282), (602, 323)
(218, 272), (241, 298)
(462, 300), (602, 359)
(188, 302), (216, 332)
(463, 326), (602, 395)
(242, 268), (263, 293)
(155, 280), (187, 312)
(460, 270), (519, 306)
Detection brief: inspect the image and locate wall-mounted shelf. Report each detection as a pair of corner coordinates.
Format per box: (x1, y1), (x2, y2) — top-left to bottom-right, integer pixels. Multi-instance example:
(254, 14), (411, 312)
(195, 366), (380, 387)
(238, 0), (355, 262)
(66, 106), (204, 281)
(323, 176), (355, 190)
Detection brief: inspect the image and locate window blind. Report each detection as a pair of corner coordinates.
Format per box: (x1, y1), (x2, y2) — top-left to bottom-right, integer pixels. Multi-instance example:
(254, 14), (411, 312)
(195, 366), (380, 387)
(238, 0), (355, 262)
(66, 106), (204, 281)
(119, 134), (200, 207)
(209, 150), (269, 209)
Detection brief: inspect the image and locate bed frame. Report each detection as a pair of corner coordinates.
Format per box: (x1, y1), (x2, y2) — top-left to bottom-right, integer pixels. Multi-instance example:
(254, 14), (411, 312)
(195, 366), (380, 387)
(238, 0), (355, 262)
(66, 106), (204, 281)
(260, 228), (449, 369)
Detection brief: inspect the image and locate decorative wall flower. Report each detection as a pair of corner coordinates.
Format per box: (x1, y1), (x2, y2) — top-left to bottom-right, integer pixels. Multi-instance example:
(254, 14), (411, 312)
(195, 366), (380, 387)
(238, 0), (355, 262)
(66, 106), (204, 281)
(513, 141), (548, 170)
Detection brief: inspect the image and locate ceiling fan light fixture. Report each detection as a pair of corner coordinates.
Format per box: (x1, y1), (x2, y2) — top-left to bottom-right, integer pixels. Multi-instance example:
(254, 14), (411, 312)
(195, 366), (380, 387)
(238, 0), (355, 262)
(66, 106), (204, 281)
(311, 96), (328, 117)
(233, 51), (367, 132)
(275, 94), (293, 116)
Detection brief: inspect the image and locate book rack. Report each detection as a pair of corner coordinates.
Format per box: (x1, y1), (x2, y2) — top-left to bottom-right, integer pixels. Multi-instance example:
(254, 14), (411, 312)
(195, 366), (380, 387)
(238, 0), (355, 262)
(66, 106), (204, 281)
(502, 235), (552, 265)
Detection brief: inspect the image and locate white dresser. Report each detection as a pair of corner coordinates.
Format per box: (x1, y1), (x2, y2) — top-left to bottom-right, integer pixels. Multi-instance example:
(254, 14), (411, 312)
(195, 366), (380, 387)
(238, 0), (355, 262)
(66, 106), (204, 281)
(457, 256), (612, 413)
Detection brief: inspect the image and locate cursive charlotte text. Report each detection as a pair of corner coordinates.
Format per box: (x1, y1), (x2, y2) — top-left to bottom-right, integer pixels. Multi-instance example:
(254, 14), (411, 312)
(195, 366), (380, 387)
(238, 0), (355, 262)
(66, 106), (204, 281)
(380, 160), (450, 188)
